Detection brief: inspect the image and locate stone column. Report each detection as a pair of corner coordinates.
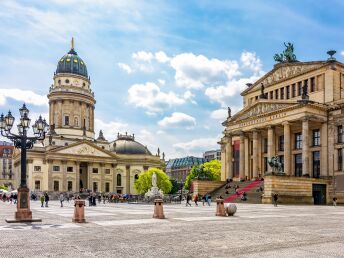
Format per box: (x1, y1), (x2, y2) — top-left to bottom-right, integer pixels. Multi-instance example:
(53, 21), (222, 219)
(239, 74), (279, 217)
(220, 142), (227, 181)
(244, 137), (249, 179)
(239, 133), (245, 180)
(87, 164), (91, 190)
(62, 161), (67, 191)
(320, 123), (328, 177)
(267, 126), (275, 173)
(302, 118), (310, 176)
(75, 162), (80, 192)
(252, 130), (259, 179)
(47, 160), (53, 191)
(100, 164), (105, 192)
(126, 165), (130, 194)
(283, 122), (291, 175)
(328, 124), (334, 177)
(225, 135), (233, 179)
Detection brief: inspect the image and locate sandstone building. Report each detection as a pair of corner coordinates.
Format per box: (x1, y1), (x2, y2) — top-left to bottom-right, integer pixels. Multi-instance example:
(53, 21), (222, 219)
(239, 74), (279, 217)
(13, 39), (164, 194)
(220, 48), (344, 204)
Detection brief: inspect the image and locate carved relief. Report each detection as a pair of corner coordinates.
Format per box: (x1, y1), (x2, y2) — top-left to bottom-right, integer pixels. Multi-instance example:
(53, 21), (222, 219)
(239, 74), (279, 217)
(56, 143), (111, 157)
(236, 103), (293, 121)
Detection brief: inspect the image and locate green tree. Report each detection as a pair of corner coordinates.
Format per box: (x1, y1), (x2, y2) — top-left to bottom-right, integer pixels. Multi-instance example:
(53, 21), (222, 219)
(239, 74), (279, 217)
(184, 160), (221, 190)
(134, 168), (172, 194)
(169, 178), (180, 194)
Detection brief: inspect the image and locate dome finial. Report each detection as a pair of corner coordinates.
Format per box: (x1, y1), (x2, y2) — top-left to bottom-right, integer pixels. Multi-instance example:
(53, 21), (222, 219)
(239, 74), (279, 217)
(71, 37), (75, 49)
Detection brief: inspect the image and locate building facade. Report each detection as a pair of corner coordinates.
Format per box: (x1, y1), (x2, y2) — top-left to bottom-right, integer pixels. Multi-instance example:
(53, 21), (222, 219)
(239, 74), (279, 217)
(203, 149), (221, 162)
(0, 141), (14, 187)
(220, 50), (344, 202)
(166, 156), (205, 181)
(13, 39), (164, 194)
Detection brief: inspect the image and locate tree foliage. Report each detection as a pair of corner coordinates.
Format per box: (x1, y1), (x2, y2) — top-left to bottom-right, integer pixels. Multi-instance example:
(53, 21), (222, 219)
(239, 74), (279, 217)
(184, 160), (221, 190)
(134, 168), (172, 194)
(169, 178), (180, 194)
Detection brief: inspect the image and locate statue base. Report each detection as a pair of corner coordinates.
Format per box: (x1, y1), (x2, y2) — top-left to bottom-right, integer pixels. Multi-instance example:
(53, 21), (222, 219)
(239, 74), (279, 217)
(5, 187), (42, 223)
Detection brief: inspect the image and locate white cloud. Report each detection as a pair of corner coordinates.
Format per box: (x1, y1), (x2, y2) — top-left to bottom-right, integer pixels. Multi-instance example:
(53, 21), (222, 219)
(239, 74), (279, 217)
(158, 112), (196, 129)
(0, 88), (48, 106)
(340, 51), (344, 57)
(240, 51), (262, 74)
(132, 51), (154, 62)
(94, 118), (128, 141)
(173, 137), (219, 156)
(170, 53), (240, 89)
(157, 79), (165, 86)
(128, 82), (185, 114)
(117, 62), (133, 74)
(183, 90), (197, 105)
(155, 51), (170, 63)
(210, 108), (228, 121)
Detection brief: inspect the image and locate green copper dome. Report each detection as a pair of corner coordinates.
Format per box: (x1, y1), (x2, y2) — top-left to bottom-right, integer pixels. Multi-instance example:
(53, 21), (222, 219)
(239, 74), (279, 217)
(56, 41), (88, 78)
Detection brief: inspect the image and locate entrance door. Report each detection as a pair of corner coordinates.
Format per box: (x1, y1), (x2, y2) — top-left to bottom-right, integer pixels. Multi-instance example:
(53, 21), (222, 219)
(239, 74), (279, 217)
(79, 162), (88, 191)
(312, 184), (326, 205)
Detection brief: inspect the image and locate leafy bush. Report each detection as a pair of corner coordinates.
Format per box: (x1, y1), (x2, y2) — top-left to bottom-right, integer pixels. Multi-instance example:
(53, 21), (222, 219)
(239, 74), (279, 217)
(134, 168), (172, 194)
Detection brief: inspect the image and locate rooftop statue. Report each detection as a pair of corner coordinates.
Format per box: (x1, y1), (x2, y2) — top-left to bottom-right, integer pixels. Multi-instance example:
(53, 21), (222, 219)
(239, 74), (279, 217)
(274, 42), (297, 63)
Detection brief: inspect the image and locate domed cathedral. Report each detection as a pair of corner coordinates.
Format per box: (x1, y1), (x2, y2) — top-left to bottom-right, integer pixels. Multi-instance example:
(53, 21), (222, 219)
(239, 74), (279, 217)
(13, 38), (165, 194)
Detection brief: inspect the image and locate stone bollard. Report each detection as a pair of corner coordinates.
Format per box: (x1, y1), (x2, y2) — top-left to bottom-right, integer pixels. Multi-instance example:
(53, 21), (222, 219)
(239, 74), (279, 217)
(72, 200), (86, 223)
(216, 198), (226, 216)
(153, 199), (165, 219)
(225, 203), (237, 216)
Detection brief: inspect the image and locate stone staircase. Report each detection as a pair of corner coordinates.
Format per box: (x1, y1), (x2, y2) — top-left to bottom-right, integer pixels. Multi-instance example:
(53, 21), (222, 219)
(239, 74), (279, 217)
(210, 180), (264, 204)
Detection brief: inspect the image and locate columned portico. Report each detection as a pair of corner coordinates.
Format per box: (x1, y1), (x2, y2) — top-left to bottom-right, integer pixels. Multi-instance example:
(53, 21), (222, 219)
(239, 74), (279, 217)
(239, 133), (245, 180)
(283, 122), (291, 175)
(225, 135), (233, 179)
(302, 118), (310, 176)
(267, 126), (275, 173)
(252, 130), (259, 179)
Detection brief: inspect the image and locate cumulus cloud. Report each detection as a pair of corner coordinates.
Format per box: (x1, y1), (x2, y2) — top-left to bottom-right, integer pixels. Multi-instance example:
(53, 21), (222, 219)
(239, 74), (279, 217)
(155, 51), (170, 63)
(158, 112), (196, 129)
(94, 118), (128, 141)
(117, 62), (133, 74)
(132, 51), (154, 62)
(170, 53), (240, 89)
(240, 51), (262, 74)
(0, 89), (48, 106)
(173, 137), (219, 156)
(128, 82), (185, 114)
(210, 108), (228, 121)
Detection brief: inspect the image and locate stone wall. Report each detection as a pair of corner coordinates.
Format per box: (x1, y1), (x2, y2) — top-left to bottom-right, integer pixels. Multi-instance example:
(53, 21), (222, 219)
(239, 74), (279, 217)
(192, 180), (224, 197)
(262, 175), (331, 205)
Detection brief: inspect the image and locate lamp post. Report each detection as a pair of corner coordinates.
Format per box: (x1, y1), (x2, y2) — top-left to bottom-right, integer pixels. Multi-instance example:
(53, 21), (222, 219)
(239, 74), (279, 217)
(1, 104), (49, 222)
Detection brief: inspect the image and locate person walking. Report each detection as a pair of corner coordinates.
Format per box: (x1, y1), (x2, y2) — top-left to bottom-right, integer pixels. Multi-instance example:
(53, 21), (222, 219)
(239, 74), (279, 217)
(333, 196), (338, 207)
(194, 194), (199, 206)
(44, 192), (49, 207)
(59, 193), (64, 207)
(207, 194), (211, 206)
(40, 195), (44, 207)
(186, 194), (192, 206)
(273, 193), (278, 207)
(202, 195), (206, 206)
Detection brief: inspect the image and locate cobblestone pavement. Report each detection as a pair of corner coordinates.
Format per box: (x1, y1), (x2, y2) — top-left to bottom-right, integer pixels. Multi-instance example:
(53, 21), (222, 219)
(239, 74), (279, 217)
(0, 201), (344, 258)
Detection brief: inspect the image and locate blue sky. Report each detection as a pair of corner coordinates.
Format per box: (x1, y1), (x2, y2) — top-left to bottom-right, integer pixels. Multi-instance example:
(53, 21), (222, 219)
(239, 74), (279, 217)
(1, 0), (344, 159)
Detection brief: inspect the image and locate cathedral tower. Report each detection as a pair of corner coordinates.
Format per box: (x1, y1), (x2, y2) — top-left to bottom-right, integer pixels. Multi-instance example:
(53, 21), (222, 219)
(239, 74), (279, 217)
(48, 38), (95, 140)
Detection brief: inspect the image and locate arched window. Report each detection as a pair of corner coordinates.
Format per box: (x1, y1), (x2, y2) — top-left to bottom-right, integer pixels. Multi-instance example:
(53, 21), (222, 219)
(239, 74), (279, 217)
(117, 174), (122, 186)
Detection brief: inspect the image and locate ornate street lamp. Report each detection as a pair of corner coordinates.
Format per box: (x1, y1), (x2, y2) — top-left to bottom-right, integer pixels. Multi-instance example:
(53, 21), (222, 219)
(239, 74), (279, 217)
(2, 104), (49, 222)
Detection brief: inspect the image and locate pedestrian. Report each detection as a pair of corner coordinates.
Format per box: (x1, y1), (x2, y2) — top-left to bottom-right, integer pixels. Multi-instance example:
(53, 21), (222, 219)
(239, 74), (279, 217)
(194, 194), (199, 206)
(88, 194), (92, 206)
(207, 194), (211, 206)
(13, 193), (17, 204)
(44, 192), (49, 207)
(201, 195), (206, 206)
(333, 196), (338, 207)
(186, 194), (192, 206)
(40, 195), (44, 207)
(273, 193), (278, 207)
(59, 193), (64, 207)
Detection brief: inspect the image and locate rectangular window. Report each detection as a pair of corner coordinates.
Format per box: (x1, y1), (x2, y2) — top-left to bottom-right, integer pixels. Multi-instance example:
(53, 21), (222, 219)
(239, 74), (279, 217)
(280, 88), (284, 99)
(286, 85), (290, 99)
(338, 149), (343, 171)
(68, 181), (73, 191)
(53, 166), (60, 172)
(64, 116), (69, 126)
(313, 129), (320, 146)
(295, 154), (302, 177)
(35, 180), (40, 191)
(67, 166), (73, 172)
(34, 166), (41, 172)
(313, 151), (321, 178)
(310, 77), (316, 92)
(298, 82), (302, 96)
(54, 181), (59, 191)
(92, 168), (98, 174)
(279, 155), (284, 171)
(292, 84), (296, 97)
(275, 89), (279, 99)
(338, 125), (343, 143)
(279, 135), (284, 151)
(255, 96), (258, 100)
(295, 133), (302, 149)
(93, 182), (98, 192)
(270, 91), (273, 99)
(105, 169), (111, 174)
(264, 157), (268, 173)
(263, 138), (268, 153)
(105, 182), (110, 192)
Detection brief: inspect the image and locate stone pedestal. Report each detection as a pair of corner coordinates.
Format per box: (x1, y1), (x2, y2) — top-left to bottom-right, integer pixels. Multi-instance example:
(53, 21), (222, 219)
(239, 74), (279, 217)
(216, 198), (226, 216)
(153, 199), (165, 219)
(6, 187), (41, 223)
(72, 200), (86, 223)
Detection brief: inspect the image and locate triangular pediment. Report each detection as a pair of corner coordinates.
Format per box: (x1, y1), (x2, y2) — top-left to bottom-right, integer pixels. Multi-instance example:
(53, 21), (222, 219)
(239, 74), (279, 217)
(51, 141), (113, 158)
(229, 101), (297, 122)
(243, 61), (327, 95)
